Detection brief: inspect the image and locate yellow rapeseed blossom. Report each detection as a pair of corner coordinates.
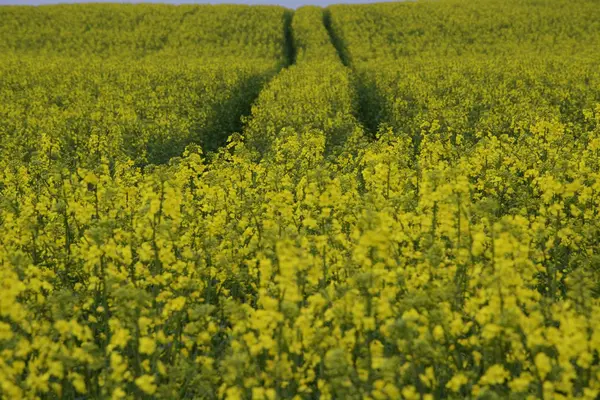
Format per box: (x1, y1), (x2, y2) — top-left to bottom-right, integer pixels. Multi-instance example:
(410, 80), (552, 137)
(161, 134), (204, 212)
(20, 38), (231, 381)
(135, 375), (157, 395)
(446, 373), (469, 392)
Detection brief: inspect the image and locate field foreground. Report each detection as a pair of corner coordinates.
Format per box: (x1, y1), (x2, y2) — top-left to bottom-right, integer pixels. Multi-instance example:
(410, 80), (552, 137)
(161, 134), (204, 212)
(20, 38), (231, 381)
(1, 1), (600, 399)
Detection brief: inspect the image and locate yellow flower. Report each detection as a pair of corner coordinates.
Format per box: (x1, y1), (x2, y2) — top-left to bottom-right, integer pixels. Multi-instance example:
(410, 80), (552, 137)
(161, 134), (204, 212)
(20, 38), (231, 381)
(509, 373), (532, 392)
(479, 364), (509, 386)
(252, 387), (277, 400)
(139, 337), (156, 355)
(225, 386), (244, 400)
(111, 387), (126, 400)
(0, 322), (14, 341)
(401, 385), (419, 400)
(70, 372), (87, 394)
(446, 373), (469, 392)
(109, 327), (131, 351)
(135, 375), (157, 395)
(576, 351), (593, 369)
(535, 352), (552, 380)
(432, 325), (445, 342)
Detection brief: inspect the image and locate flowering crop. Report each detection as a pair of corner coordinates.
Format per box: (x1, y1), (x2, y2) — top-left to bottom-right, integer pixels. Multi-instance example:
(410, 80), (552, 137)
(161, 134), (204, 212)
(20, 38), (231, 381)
(1, 1), (600, 399)
(0, 4), (289, 62)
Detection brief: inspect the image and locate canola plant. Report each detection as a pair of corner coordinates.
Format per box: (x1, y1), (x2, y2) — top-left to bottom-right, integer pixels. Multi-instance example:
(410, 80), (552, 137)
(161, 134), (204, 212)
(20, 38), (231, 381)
(0, 1), (599, 399)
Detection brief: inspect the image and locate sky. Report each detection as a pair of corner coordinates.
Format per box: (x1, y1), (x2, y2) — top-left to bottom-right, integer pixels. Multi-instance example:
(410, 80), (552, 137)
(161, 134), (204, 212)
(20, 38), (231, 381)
(0, 0), (393, 7)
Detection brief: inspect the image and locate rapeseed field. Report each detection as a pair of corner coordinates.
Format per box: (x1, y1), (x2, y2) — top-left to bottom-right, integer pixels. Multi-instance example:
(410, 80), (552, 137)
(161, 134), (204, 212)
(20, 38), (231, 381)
(1, 1), (599, 398)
